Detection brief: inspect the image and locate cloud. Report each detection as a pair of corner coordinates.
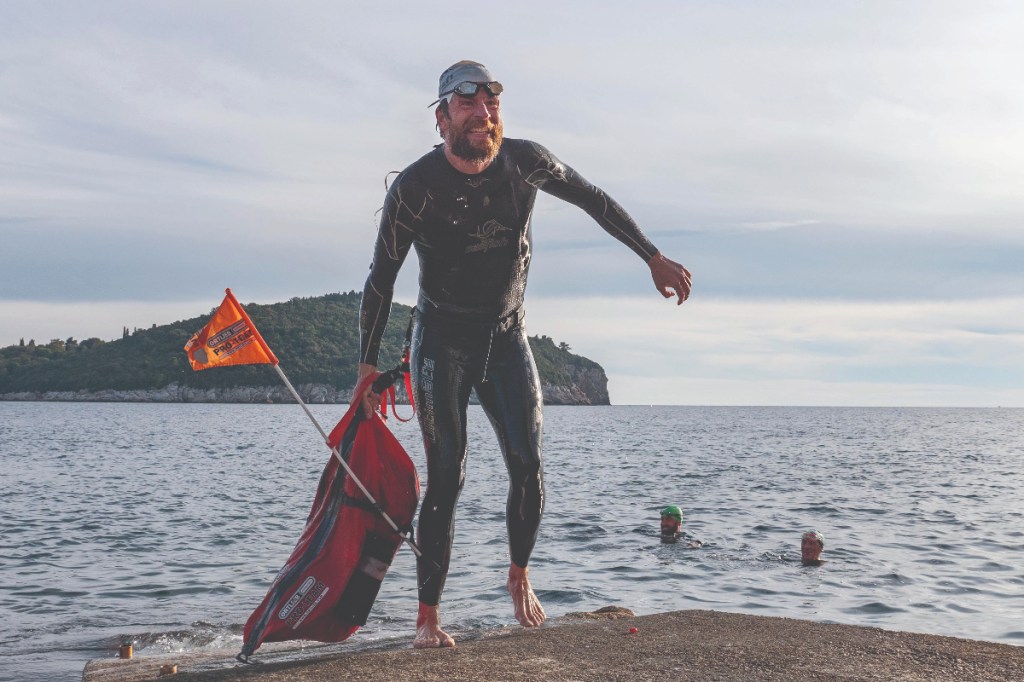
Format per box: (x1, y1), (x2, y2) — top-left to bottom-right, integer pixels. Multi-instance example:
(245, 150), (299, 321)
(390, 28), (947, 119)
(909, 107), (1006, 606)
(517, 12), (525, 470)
(3, 2), (1024, 407)
(526, 220), (1024, 301)
(513, 3), (1024, 236)
(737, 220), (822, 232)
(526, 295), (1024, 406)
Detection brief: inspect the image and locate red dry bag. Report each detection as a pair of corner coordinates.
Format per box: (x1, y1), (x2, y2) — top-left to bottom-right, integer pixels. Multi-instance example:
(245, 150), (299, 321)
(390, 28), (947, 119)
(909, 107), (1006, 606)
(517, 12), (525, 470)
(239, 372), (419, 658)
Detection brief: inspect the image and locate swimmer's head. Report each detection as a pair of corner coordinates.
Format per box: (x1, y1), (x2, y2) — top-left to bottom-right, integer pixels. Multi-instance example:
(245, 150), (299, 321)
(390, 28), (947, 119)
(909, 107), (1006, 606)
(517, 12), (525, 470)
(660, 506), (682, 543)
(660, 505), (683, 522)
(430, 60), (502, 107)
(802, 530), (824, 547)
(801, 530), (824, 563)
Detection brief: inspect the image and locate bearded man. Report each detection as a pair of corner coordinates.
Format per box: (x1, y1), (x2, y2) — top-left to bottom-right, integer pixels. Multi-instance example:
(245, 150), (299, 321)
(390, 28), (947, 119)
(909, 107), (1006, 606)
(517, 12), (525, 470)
(357, 60), (691, 648)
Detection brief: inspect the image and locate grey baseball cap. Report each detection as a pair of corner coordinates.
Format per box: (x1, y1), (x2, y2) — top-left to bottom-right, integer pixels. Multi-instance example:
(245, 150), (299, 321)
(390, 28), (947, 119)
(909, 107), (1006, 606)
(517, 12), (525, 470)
(429, 60), (500, 106)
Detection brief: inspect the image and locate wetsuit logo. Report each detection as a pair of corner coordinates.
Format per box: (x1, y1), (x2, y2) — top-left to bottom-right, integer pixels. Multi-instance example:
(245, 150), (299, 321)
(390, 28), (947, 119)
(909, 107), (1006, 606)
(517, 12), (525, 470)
(523, 159), (568, 188)
(466, 219), (511, 253)
(421, 358), (437, 442)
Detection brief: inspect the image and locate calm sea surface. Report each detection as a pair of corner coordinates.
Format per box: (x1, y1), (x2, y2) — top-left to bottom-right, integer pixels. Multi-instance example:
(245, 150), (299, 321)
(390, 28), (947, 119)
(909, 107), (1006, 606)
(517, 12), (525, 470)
(1, 402), (1022, 681)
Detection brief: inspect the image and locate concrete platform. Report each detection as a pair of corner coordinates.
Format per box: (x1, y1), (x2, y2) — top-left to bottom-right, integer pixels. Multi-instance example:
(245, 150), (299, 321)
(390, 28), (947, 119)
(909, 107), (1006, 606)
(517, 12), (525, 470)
(83, 608), (1024, 681)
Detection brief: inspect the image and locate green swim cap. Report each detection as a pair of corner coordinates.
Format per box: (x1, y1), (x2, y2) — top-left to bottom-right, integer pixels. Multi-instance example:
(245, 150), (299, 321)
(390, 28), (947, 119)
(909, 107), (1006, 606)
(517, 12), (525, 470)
(660, 505), (683, 521)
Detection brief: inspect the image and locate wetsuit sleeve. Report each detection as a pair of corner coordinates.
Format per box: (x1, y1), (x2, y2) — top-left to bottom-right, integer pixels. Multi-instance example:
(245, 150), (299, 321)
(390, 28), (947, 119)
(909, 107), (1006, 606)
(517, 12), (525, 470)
(520, 141), (659, 262)
(359, 176), (422, 366)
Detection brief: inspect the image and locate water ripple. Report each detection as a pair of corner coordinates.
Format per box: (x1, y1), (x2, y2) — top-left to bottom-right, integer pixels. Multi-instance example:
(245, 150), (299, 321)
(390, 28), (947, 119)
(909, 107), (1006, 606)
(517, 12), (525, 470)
(2, 403), (1023, 681)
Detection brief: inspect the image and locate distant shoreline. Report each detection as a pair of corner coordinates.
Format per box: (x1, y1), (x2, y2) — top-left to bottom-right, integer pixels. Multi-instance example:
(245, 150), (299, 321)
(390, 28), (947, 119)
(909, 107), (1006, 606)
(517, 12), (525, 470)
(0, 381), (602, 405)
(0, 384), (356, 404)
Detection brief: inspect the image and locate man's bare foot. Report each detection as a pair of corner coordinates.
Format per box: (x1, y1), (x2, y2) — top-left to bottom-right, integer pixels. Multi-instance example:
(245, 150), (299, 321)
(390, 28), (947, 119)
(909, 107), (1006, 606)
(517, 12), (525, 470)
(507, 564), (546, 627)
(413, 602), (456, 648)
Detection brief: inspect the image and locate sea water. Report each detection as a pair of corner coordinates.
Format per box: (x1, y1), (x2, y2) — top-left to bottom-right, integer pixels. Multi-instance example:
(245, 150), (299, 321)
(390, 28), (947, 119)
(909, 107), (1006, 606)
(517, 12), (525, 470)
(1, 402), (1022, 681)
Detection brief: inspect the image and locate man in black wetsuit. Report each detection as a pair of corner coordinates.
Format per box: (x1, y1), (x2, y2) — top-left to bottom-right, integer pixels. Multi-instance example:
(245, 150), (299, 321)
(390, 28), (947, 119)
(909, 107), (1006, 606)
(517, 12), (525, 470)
(357, 60), (691, 648)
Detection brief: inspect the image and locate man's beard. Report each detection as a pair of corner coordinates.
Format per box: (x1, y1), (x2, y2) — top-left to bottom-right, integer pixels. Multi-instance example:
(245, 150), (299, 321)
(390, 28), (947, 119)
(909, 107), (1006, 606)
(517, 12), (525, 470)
(447, 116), (503, 164)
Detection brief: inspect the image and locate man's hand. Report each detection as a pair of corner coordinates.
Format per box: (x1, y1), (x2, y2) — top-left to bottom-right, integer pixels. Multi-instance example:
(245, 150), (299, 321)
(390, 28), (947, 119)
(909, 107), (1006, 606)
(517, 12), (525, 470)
(648, 252), (691, 305)
(356, 362), (381, 418)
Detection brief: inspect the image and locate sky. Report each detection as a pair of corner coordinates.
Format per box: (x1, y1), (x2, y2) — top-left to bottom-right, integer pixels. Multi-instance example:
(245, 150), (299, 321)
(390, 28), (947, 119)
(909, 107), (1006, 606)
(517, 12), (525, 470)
(2, 1), (1023, 406)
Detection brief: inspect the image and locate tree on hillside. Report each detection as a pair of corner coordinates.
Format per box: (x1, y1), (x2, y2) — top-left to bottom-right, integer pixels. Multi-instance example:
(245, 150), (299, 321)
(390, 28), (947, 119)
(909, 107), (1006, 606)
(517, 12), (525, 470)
(0, 292), (600, 401)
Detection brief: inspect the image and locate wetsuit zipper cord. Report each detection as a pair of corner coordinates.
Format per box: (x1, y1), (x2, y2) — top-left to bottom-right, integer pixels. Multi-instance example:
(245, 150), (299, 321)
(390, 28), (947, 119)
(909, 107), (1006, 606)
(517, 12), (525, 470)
(481, 327), (495, 382)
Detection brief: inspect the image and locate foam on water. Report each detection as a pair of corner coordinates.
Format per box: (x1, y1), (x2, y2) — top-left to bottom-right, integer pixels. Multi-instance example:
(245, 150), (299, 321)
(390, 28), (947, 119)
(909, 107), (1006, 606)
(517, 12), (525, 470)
(1, 403), (1022, 680)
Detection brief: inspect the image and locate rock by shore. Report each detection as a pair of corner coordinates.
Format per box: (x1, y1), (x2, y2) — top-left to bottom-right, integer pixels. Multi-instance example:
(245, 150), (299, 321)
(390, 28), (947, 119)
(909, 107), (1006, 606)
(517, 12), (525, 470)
(82, 609), (1024, 682)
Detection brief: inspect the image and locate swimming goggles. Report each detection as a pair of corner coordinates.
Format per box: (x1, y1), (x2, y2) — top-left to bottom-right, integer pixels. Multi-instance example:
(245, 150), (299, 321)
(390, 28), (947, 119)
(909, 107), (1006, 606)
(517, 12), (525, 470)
(429, 81), (504, 106)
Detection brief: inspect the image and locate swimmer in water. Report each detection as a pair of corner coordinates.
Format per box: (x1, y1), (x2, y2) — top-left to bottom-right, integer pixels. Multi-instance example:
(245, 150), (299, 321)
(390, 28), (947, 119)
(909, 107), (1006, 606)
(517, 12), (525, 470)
(660, 506), (682, 543)
(801, 529), (825, 566)
(660, 506), (702, 547)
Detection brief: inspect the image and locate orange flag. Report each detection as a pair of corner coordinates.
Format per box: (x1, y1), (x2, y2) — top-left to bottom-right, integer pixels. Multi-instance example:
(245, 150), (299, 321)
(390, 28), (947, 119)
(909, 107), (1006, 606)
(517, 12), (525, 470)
(184, 289), (279, 371)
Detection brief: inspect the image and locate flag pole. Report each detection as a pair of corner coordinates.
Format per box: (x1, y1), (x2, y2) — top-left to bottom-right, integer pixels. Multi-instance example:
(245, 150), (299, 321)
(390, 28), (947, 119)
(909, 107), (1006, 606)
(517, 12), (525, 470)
(187, 290), (424, 559)
(270, 363), (423, 559)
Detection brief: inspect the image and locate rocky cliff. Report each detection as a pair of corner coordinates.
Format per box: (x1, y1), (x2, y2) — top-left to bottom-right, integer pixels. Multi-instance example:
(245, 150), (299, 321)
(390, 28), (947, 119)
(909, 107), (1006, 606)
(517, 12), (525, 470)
(540, 364), (610, 406)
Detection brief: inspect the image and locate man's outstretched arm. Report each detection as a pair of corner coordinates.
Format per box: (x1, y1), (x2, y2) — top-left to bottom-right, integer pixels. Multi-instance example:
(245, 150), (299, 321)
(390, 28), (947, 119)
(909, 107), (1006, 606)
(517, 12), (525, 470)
(523, 141), (691, 303)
